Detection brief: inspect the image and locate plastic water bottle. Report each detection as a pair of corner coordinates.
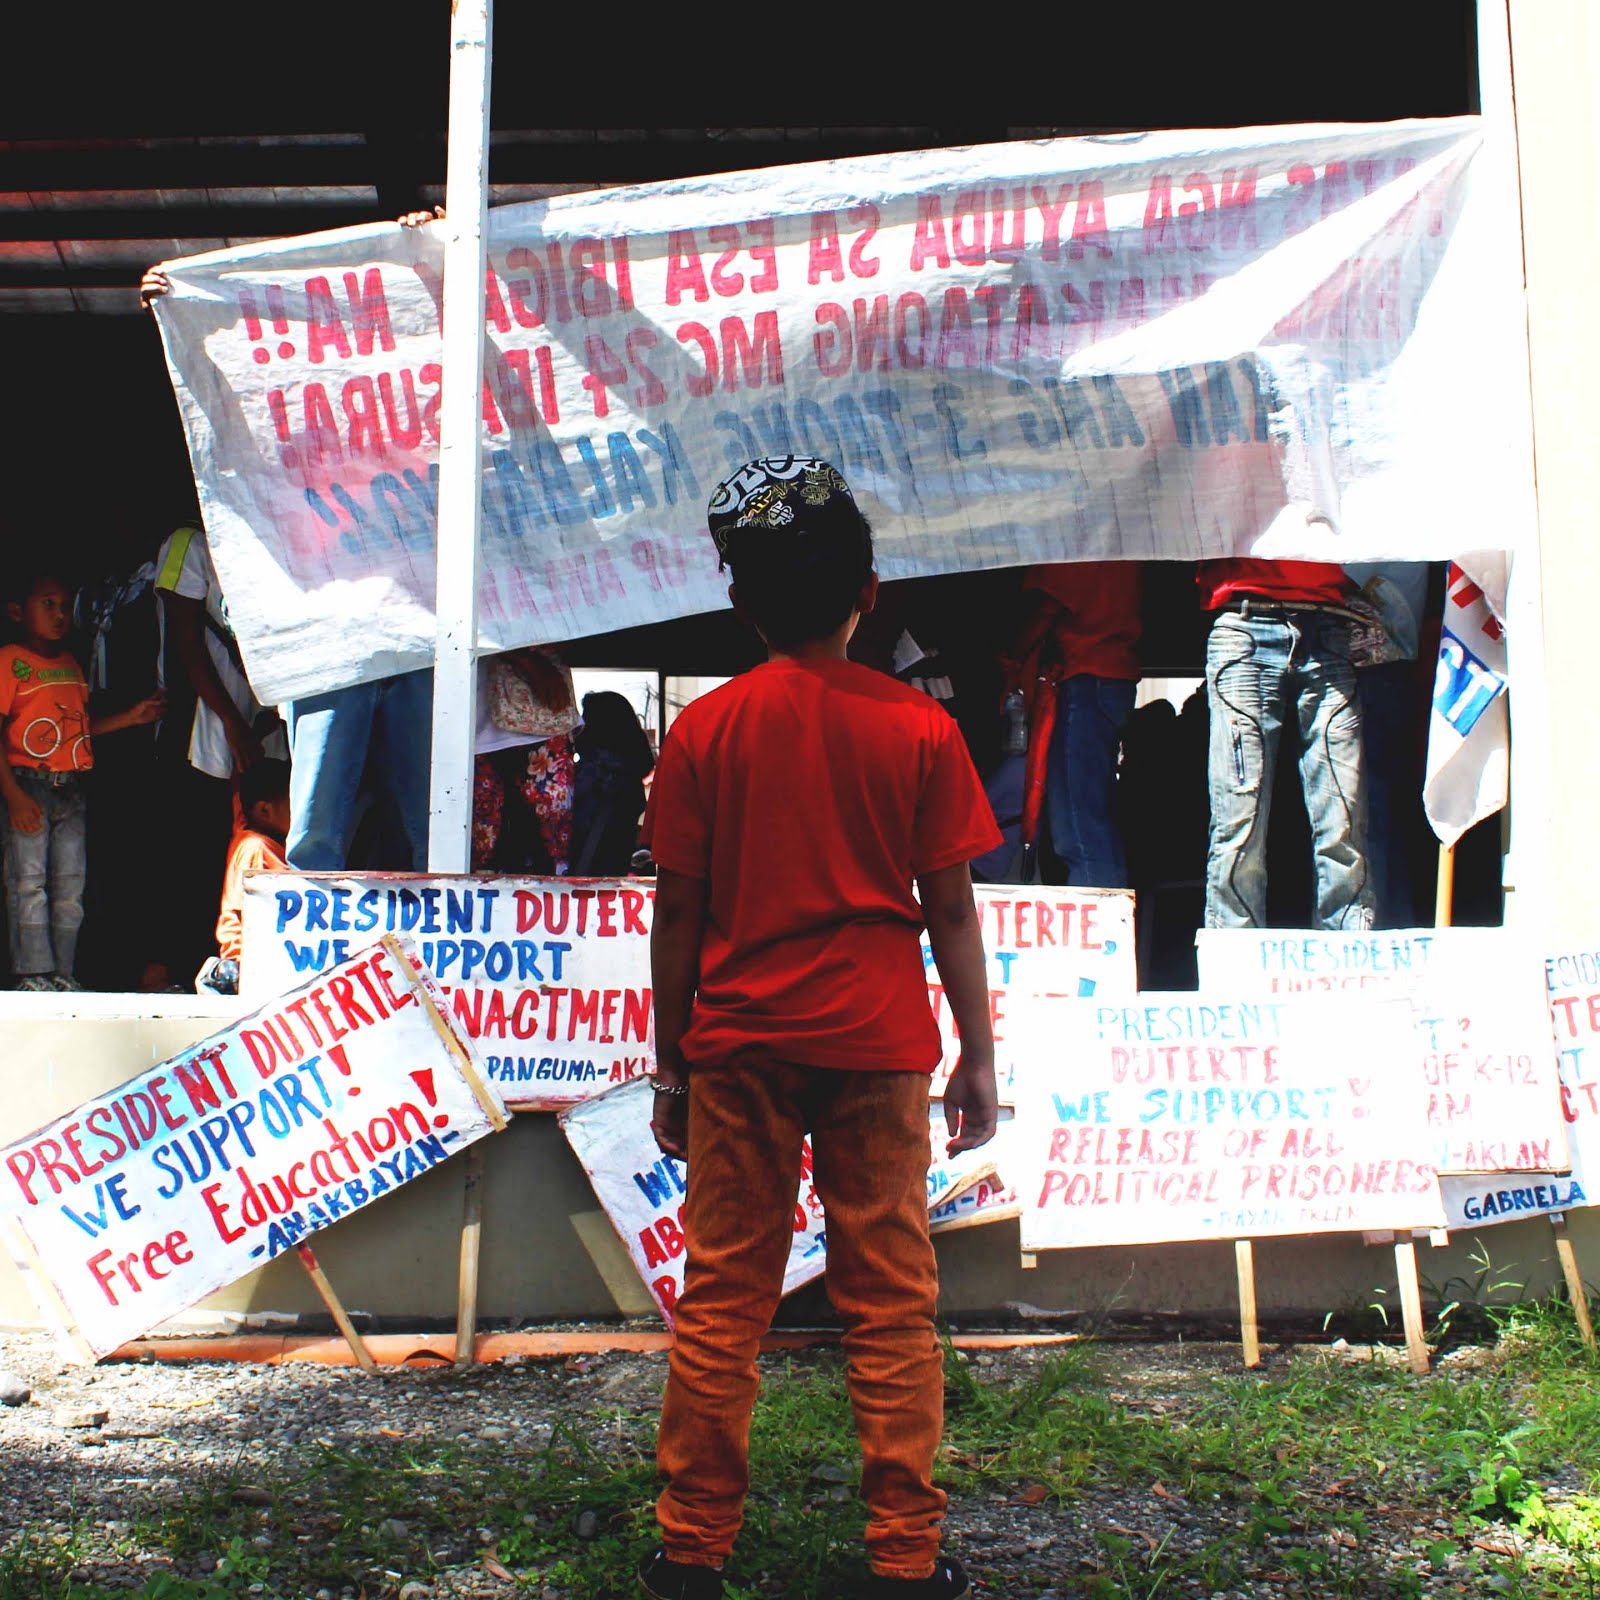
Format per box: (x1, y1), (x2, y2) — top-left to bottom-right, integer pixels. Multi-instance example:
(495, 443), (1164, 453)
(1003, 689), (1028, 756)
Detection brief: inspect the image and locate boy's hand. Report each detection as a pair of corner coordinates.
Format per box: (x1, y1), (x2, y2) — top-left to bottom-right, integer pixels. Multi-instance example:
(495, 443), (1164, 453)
(6, 792), (43, 835)
(943, 1054), (999, 1155)
(649, 1073), (689, 1161)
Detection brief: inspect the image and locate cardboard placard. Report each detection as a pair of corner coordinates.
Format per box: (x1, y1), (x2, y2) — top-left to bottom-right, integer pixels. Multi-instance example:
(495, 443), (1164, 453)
(924, 888), (1137, 1101)
(243, 874), (654, 1110)
(0, 937), (505, 1358)
(559, 1076), (997, 1321)
(1196, 929), (1568, 1175)
(1542, 945), (1600, 1193)
(246, 877), (1132, 1115)
(1012, 994), (1446, 1250)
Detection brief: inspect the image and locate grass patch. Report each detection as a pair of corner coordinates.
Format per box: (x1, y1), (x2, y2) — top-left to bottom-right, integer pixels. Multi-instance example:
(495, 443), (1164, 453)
(3, 1304), (1600, 1599)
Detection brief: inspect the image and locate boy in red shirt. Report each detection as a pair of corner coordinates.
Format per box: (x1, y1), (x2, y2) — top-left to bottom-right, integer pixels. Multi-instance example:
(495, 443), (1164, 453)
(0, 569), (162, 990)
(638, 459), (1002, 1600)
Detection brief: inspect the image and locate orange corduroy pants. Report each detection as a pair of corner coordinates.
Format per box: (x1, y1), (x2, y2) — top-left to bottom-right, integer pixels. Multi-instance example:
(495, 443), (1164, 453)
(655, 1060), (946, 1581)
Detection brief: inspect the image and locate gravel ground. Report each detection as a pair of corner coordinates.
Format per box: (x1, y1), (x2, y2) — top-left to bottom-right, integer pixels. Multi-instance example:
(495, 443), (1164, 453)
(0, 1330), (1576, 1598)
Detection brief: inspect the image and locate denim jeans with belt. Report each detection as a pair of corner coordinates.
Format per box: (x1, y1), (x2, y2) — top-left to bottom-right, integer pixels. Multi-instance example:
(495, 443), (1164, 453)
(285, 668), (433, 871)
(1046, 675), (1137, 888)
(3, 769), (87, 978)
(1204, 607), (1374, 930)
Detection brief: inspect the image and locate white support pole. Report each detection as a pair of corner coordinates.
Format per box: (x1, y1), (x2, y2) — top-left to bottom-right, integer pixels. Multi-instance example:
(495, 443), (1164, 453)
(428, 0), (494, 875)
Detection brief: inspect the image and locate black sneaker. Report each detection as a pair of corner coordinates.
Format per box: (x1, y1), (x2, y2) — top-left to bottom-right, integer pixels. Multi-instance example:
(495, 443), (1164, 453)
(872, 1556), (972, 1598)
(637, 1548), (725, 1600)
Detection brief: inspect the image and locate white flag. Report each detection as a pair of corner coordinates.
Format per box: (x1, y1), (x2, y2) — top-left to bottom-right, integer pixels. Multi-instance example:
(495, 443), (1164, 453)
(1424, 555), (1509, 849)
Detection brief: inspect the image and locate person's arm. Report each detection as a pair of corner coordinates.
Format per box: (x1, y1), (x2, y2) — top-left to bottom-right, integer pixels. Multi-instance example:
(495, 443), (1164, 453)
(160, 592), (262, 770)
(0, 730), (42, 835)
(90, 691), (165, 738)
(649, 867), (709, 1160)
(918, 860), (999, 1155)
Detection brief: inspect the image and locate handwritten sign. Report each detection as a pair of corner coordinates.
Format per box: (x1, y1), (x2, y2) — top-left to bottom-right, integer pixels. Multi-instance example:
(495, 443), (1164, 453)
(1439, 1173), (1587, 1232)
(929, 1175), (1020, 1234)
(243, 874), (653, 1111)
(1540, 943), (1600, 1198)
(929, 1120), (1021, 1233)
(1196, 929), (1568, 1174)
(147, 121), (1512, 705)
(560, 1076), (997, 1321)
(1012, 994), (1445, 1250)
(925, 888), (1136, 1100)
(0, 937), (505, 1358)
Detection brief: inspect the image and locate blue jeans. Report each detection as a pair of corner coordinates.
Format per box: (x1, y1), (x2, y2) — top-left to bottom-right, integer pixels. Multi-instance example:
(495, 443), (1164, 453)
(1204, 609), (1374, 930)
(285, 669), (433, 871)
(3, 770), (87, 977)
(1046, 676), (1136, 888)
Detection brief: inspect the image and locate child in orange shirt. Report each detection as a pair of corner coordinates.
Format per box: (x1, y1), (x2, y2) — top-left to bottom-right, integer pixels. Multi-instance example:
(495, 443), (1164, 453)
(0, 569), (162, 990)
(202, 757), (290, 995)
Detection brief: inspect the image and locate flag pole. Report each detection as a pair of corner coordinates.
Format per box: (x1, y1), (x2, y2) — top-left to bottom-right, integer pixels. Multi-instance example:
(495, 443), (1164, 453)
(1434, 844), (1455, 928)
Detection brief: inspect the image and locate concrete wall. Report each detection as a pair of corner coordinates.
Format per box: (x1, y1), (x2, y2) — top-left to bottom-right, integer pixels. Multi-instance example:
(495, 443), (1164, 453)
(2, 1003), (1590, 1334)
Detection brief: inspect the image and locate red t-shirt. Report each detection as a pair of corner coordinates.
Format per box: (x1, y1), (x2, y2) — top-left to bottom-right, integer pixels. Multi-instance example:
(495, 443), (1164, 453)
(1023, 562), (1142, 681)
(641, 658), (1003, 1073)
(1197, 559), (1352, 611)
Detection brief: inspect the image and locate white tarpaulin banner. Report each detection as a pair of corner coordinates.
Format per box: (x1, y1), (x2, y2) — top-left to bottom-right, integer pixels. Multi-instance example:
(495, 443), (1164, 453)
(147, 118), (1517, 703)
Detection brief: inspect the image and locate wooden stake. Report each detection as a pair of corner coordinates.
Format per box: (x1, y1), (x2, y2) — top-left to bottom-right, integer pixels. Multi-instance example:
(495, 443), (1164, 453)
(1235, 1240), (1261, 1369)
(1435, 843), (1456, 928)
(455, 1145), (486, 1368)
(1394, 1240), (1430, 1374)
(294, 1244), (376, 1373)
(1550, 1214), (1596, 1350)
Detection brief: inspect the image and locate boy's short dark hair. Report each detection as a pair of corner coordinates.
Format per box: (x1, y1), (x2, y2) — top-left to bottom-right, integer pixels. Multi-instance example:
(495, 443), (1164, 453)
(706, 458), (873, 650)
(239, 757), (290, 818)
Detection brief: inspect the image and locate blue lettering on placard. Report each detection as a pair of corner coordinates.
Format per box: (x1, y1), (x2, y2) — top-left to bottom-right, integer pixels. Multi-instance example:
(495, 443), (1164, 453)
(632, 1157), (687, 1207)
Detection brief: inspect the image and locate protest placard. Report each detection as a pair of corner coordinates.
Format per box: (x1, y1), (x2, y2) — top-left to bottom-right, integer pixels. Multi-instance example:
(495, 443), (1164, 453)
(925, 888), (1136, 1100)
(246, 876), (1129, 1114)
(559, 1077), (998, 1321)
(929, 1176), (1020, 1234)
(0, 937), (505, 1359)
(244, 874), (652, 1111)
(1196, 929), (1567, 1175)
(1536, 943), (1600, 1200)
(1012, 994), (1445, 1250)
(146, 121), (1517, 706)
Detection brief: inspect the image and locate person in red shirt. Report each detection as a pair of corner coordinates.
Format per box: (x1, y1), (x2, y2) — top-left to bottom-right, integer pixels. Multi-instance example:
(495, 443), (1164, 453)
(1195, 558), (1374, 929)
(1006, 561), (1142, 886)
(0, 569), (162, 990)
(638, 459), (1001, 1600)
(200, 757), (290, 994)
